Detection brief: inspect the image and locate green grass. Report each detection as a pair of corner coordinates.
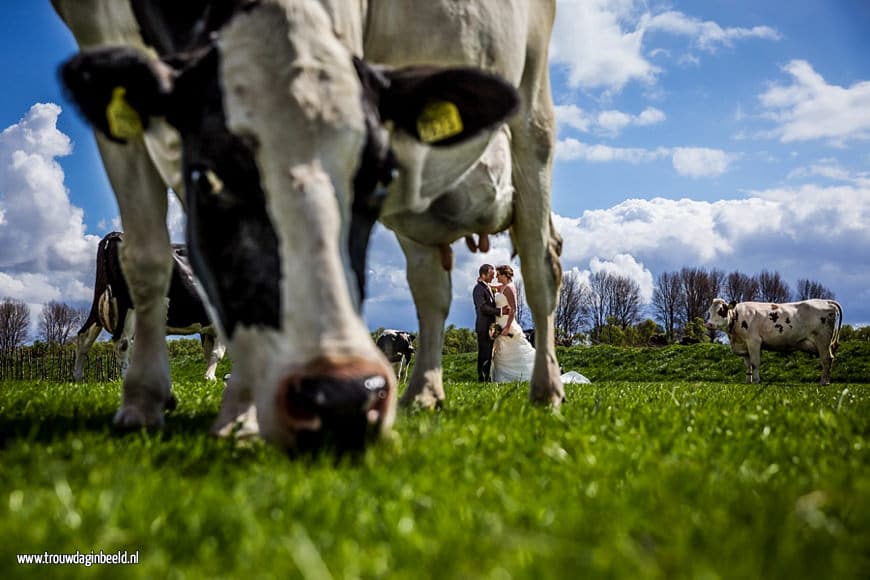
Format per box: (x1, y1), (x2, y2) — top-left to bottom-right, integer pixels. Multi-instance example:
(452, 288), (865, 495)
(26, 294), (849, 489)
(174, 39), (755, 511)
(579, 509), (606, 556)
(1, 345), (869, 579)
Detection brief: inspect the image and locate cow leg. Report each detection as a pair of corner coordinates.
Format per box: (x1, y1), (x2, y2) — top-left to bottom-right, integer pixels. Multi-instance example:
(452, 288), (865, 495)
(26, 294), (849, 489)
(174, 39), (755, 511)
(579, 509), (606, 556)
(747, 341), (762, 384)
(211, 374), (259, 439)
(741, 354), (753, 384)
(73, 323), (101, 381)
(94, 133), (174, 429)
(201, 332), (226, 381)
(398, 236), (449, 409)
(508, 49), (564, 407)
(818, 339), (833, 386)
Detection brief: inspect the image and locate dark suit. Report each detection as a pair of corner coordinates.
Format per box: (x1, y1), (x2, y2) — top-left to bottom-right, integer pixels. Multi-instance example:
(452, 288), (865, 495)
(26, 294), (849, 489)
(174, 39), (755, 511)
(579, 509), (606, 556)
(473, 280), (501, 381)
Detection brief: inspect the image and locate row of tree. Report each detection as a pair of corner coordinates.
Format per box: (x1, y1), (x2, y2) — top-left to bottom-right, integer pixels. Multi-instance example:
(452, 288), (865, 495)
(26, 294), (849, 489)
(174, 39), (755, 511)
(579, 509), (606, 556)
(513, 267), (837, 346)
(0, 267), (843, 353)
(0, 298), (88, 353)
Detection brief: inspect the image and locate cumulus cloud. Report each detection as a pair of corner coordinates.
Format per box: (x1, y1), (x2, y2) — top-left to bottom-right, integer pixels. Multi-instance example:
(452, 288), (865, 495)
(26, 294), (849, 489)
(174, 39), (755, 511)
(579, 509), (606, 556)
(551, 0), (779, 93)
(759, 60), (870, 145)
(557, 139), (735, 178)
(671, 147), (737, 178)
(552, 0), (657, 92)
(556, 138), (670, 164)
(0, 104), (99, 317)
(645, 11), (780, 52)
(555, 105), (665, 137)
(550, 175), (870, 318)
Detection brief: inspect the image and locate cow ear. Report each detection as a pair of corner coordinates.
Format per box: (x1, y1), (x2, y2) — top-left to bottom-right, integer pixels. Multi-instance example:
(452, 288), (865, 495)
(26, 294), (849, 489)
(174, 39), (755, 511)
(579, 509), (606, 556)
(375, 64), (520, 147)
(728, 300), (737, 309)
(60, 47), (172, 144)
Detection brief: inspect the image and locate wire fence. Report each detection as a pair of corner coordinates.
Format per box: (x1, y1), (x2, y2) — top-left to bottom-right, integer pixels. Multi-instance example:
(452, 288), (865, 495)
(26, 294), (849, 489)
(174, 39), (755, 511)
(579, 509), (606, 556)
(0, 348), (121, 382)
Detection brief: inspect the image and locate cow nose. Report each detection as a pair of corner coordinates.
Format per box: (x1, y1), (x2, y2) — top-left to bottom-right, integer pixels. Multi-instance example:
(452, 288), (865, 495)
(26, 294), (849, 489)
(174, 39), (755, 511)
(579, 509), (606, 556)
(279, 362), (394, 455)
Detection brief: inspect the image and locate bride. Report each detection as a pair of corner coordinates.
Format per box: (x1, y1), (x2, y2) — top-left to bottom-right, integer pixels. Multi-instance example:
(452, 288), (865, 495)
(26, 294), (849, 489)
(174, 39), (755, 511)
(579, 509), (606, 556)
(491, 264), (537, 382)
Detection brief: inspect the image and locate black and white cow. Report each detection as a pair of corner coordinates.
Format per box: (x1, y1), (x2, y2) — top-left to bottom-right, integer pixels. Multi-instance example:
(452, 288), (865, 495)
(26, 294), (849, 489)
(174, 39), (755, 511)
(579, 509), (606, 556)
(74, 231), (225, 382)
(705, 298), (844, 385)
(56, 0), (564, 453)
(375, 330), (415, 383)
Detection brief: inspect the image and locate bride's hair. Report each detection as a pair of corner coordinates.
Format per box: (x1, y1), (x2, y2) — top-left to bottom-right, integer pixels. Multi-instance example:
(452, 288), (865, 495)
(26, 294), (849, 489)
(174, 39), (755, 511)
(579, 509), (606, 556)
(496, 265), (514, 280)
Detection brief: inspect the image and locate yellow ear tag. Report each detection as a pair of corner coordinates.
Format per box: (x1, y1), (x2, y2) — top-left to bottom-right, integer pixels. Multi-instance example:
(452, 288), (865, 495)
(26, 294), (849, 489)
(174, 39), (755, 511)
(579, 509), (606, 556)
(106, 86), (143, 140)
(416, 101), (463, 143)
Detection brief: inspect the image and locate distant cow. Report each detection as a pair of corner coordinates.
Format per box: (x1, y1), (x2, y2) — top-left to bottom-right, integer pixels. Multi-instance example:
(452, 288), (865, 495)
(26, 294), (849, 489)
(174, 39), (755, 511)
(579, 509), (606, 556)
(705, 298), (844, 385)
(75, 232), (225, 382)
(376, 330), (415, 383)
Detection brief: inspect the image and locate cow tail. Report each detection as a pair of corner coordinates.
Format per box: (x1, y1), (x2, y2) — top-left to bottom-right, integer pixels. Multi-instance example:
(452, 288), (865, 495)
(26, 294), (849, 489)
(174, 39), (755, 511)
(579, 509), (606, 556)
(829, 300), (844, 356)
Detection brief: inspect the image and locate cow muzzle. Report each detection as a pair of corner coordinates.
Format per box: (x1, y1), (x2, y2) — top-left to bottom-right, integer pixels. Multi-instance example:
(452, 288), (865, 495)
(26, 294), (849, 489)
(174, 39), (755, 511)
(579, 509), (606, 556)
(276, 358), (395, 456)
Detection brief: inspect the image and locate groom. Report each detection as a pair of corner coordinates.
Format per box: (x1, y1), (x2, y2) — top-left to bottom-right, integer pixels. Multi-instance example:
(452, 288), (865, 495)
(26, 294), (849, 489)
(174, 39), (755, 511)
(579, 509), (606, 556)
(473, 264), (509, 382)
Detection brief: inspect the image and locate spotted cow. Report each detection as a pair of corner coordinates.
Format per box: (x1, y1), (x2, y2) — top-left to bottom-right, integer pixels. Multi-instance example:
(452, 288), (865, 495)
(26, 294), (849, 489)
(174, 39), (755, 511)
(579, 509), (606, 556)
(74, 231), (225, 382)
(705, 298), (844, 385)
(375, 330), (415, 383)
(56, 0), (564, 453)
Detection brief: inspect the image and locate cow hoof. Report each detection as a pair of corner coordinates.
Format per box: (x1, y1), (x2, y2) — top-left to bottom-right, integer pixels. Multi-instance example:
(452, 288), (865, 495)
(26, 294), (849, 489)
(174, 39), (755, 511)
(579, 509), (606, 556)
(113, 405), (165, 431)
(398, 390), (443, 410)
(210, 405), (260, 440)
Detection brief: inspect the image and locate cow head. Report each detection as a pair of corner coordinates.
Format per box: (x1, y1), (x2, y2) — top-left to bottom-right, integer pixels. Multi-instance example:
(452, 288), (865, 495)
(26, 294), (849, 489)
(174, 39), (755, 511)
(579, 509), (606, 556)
(60, 0), (518, 453)
(705, 298), (736, 331)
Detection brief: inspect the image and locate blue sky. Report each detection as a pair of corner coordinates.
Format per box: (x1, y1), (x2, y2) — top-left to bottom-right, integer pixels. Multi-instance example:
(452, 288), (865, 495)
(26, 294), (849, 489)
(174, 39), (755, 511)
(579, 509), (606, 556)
(2, 1), (870, 337)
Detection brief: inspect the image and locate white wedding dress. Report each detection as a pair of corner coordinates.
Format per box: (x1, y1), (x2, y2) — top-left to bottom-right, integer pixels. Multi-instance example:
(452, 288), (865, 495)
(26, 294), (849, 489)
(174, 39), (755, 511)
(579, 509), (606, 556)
(492, 290), (537, 382)
(491, 287), (593, 385)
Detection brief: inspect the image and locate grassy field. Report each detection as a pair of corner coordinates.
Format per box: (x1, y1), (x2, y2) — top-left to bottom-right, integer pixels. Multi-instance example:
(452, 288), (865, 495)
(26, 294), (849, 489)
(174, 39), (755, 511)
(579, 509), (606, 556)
(1, 343), (868, 579)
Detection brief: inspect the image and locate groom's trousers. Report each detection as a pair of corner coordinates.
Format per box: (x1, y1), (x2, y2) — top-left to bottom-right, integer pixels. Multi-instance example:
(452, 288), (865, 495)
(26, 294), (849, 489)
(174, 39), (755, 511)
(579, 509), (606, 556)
(477, 331), (495, 382)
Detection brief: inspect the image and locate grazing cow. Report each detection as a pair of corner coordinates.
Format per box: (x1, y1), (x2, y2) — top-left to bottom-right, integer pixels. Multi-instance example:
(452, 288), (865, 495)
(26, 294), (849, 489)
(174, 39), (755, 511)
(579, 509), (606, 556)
(704, 298), (844, 385)
(57, 0), (564, 453)
(74, 232), (225, 382)
(376, 330), (415, 383)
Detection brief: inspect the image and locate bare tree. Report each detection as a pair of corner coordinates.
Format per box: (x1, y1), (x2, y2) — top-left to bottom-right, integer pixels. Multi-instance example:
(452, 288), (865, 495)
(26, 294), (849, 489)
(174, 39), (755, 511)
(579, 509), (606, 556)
(585, 271), (610, 343)
(0, 298), (30, 353)
(608, 275), (642, 329)
(39, 301), (85, 345)
(584, 271), (641, 342)
(652, 271), (681, 342)
(679, 267), (723, 327)
(553, 271), (588, 345)
(795, 278), (835, 300)
(723, 270), (759, 303)
(756, 270), (792, 303)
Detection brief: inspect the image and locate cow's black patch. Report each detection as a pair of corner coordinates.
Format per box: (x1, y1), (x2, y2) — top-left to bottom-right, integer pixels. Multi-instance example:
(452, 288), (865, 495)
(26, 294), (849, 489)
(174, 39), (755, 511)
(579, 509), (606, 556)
(172, 48), (281, 335)
(820, 317), (827, 324)
(775, 324), (783, 334)
(741, 321), (749, 330)
(768, 312), (780, 323)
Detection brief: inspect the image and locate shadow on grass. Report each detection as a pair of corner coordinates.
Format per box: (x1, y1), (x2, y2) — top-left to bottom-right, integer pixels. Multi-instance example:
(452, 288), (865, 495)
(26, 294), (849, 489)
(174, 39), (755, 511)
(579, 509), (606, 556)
(0, 409), (220, 449)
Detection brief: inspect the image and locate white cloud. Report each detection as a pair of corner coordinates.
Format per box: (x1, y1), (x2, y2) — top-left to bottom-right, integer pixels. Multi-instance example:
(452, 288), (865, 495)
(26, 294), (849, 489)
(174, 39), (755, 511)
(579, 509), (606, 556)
(552, 0), (657, 92)
(557, 139), (735, 178)
(671, 147), (737, 178)
(646, 11), (780, 52)
(551, 0), (779, 93)
(759, 60), (870, 144)
(636, 107), (666, 126)
(554, 104), (592, 132)
(556, 138), (669, 164)
(549, 178), (870, 316)
(589, 254), (655, 303)
(0, 104), (100, 338)
(556, 104), (665, 137)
